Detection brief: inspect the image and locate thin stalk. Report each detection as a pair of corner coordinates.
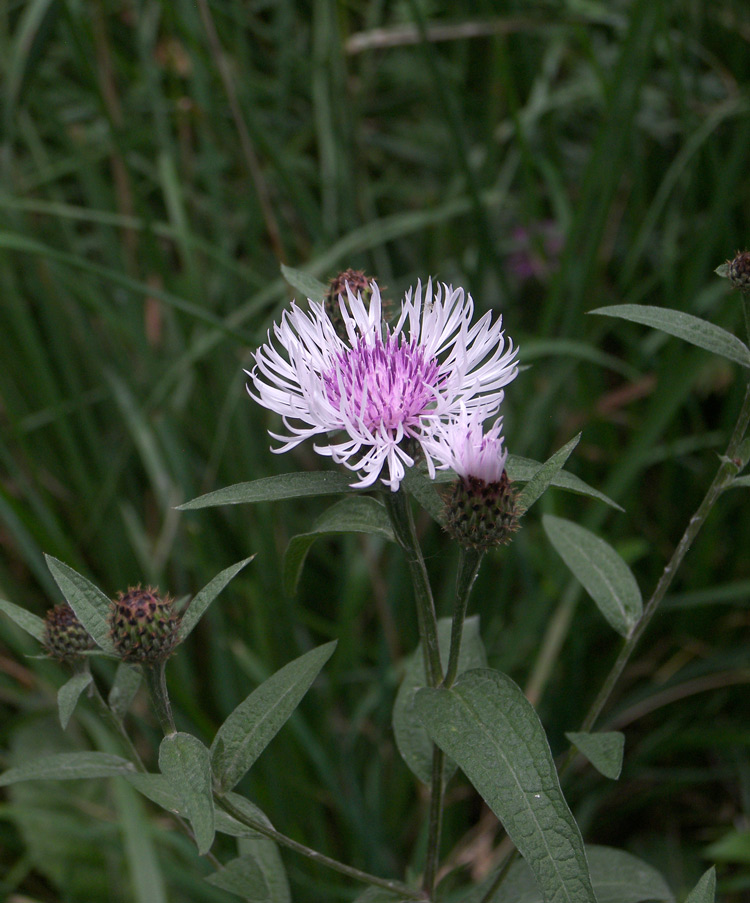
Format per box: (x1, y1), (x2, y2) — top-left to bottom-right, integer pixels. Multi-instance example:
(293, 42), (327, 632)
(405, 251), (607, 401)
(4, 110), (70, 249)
(477, 848), (518, 903)
(422, 746), (445, 896)
(383, 490), (443, 686)
(217, 795), (427, 901)
(564, 379), (750, 769)
(742, 291), (750, 345)
(442, 546), (483, 688)
(142, 661), (176, 735)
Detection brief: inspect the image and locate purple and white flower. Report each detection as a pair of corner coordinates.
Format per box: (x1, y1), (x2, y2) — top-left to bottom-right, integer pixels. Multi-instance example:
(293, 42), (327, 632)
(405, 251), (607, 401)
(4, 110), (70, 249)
(248, 279), (518, 490)
(425, 404), (508, 484)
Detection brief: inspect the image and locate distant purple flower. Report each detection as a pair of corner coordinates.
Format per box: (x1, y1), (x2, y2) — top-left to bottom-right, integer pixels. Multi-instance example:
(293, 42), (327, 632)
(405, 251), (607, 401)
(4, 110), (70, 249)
(426, 405), (508, 484)
(248, 279), (518, 490)
(507, 220), (564, 282)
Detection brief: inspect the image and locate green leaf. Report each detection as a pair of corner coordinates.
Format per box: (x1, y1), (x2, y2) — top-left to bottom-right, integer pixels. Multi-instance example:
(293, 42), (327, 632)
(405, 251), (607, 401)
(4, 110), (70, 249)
(177, 471), (356, 510)
(416, 668), (596, 903)
(684, 868), (716, 903)
(565, 731), (625, 780)
(517, 434), (581, 514)
(283, 497), (394, 595)
(58, 672), (92, 730)
(401, 466), (448, 524)
(714, 263), (730, 278)
(281, 263), (328, 304)
(0, 752), (136, 786)
(45, 556), (116, 654)
(238, 835), (291, 903)
(178, 556), (255, 642)
(352, 890), (412, 903)
(159, 733), (215, 855)
(393, 616), (486, 784)
(727, 475), (750, 490)
(108, 663), (142, 721)
(211, 641), (337, 792)
(706, 828), (750, 863)
(0, 598), (46, 642)
(543, 515), (642, 637)
(590, 304), (750, 369)
(205, 854), (270, 900)
(466, 845), (673, 903)
(506, 456), (623, 512)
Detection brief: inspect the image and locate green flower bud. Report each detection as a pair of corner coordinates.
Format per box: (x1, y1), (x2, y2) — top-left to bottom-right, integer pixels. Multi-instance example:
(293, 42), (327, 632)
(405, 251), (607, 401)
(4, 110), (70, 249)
(42, 603), (96, 661)
(444, 471), (520, 551)
(109, 586), (179, 663)
(729, 251), (750, 291)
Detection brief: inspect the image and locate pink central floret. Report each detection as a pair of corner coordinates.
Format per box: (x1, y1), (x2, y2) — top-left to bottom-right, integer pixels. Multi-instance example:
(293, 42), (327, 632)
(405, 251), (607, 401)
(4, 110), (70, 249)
(323, 335), (441, 433)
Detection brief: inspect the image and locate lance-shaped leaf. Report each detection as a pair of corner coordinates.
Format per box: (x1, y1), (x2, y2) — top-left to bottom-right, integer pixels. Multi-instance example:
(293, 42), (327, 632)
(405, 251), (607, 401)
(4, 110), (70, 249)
(507, 456), (623, 511)
(565, 731), (625, 780)
(108, 663), (142, 721)
(518, 434), (581, 514)
(543, 515), (642, 637)
(159, 732), (215, 855)
(45, 556), (116, 654)
(465, 844), (673, 903)
(58, 672), (92, 730)
(178, 556), (255, 642)
(590, 304), (750, 369)
(0, 752), (136, 785)
(0, 598), (46, 641)
(205, 854), (270, 900)
(237, 835), (291, 903)
(393, 616), (486, 784)
(211, 641), (337, 792)
(684, 868), (715, 903)
(416, 668), (596, 903)
(283, 496), (394, 595)
(178, 471), (356, 510)
(281, 263), (327, 304)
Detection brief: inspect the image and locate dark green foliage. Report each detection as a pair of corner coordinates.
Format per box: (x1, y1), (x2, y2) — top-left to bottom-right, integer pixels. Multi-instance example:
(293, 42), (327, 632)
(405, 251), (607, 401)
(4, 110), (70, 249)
(1, 1), (750, 901)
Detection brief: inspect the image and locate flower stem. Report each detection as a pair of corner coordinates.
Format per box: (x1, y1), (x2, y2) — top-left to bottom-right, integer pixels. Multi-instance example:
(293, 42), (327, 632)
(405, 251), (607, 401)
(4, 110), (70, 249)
(384, 489), (443, 686)
(217, 795), (427, 900)
(422, 745), (445, 896)
(142, 661), (176, 735)
(565, 378), (750, 765)
(442, 547), (483, 689)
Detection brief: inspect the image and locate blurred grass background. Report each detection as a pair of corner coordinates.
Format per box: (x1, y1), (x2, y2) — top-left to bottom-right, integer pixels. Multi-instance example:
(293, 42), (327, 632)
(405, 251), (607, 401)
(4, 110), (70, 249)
(1, 1), (750, 901)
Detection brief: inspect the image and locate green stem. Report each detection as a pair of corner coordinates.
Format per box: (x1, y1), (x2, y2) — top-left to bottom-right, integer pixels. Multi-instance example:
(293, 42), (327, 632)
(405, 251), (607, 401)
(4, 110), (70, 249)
(142, 661), (176, 735)
(422, 745), (445, 896)
(564, 378), (750, 767)
(383, 490), (443, 686)
(442, 546), (483, 688)
(217, 795), (427, 901)
(742, 291), (750, 346)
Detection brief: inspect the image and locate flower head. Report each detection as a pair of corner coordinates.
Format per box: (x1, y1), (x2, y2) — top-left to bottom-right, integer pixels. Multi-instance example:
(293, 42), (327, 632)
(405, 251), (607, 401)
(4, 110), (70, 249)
(248, 280), (518, 490)
(109, 586), (180, 663)
(43, 603), (96, 661)
(427, 406), (519, 549)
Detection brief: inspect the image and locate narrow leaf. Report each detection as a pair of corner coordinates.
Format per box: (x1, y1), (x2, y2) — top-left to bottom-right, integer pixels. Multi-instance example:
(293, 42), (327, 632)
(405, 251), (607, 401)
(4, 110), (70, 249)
(506, 456), (623, 511)
(416, 668), (596, 903)
(0, 598), (46, 641)
(283, 497), (394, 595)
(401, 466), (448, 524)
(565, 731), (625, 780)
(518, 434), (581, 514)
(0, 751), (136, 785)
(178, 471), (356, 510)
(108, 663), (142, 721)
(281, 263), (327, 304)
(114, 774), (169, 903)
(238, 835), (291, 903)
(466, 845), (673, 903)
(211, 641), (337, 792)
(178, 555), (255, 642)
(590, 304), (750, 368)
(543, 515), (642, 636)
(45, 556), (116, 654)
(58, 672), (92, 730)
(715, 262), (730, 278)
(393, 616), (486, 784)
(353, 890), (413, 903)
(159, 733), (215, 855)
(684, 868), (716, 903)
(205, 854), (270, 900)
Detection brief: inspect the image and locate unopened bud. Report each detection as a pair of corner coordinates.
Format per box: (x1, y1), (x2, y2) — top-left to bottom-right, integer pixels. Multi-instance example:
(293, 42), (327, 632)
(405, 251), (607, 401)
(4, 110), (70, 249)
(109, 586), (179, 663)
(716, 251), (750, 292)
(444, 471), (520, 551)
(43, 604), (95, 661)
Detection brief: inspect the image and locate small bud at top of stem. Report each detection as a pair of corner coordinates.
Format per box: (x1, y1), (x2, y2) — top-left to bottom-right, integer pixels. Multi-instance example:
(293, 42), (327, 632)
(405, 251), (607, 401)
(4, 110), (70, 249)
(109, 585), (180, 664)
(42, 603), (96, 661)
